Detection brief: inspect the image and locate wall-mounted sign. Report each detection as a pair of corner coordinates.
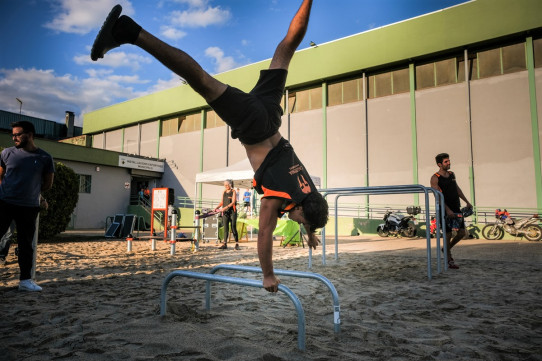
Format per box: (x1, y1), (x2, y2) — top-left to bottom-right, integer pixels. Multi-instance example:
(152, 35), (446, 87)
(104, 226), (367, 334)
(118, 155), (164, 173)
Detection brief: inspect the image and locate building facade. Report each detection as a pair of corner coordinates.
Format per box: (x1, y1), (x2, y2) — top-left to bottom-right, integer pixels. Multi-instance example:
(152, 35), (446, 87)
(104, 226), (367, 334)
(83, 0), (542, 232)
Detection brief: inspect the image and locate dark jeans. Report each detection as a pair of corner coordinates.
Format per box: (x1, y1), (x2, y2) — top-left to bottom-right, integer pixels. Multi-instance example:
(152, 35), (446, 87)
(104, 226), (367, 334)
(222, 210), (239, 244)
(0, 200), (40, 280)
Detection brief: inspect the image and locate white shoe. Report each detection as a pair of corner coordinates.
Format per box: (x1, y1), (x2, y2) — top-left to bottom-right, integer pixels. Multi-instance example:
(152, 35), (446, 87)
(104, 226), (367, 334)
(19, 279), (42, 292)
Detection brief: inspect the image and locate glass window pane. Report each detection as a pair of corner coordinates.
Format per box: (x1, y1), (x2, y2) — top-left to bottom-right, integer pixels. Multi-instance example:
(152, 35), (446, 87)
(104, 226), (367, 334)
(392, 68), (410, 94)
(367, 75), (376, 99)
(534, 37), (542, 68)
(328, 82), (342, 106)
(415, 63), (434, 90)
(435, 58), (456, 86)
(478, 48), (501, 78)
(92, 134), (104, 149)
(288, 93), (296, 113)
(296, 89), (310, 112)
(374, 72), (392, 97)
(310, 87), (322, 109)
(502, 42), (526, 74)
(342, 79), (360, 103)
(78, 175), (91, 193)
(104, 129), (122, 152)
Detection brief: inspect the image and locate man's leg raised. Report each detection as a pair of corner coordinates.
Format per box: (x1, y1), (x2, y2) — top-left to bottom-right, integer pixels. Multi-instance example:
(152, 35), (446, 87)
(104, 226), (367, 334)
(91, 5), (226, 103)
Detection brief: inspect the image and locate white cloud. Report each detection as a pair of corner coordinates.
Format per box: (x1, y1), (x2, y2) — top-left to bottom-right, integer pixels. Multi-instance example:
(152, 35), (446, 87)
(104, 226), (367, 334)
(44, 0), (135, 34)
(169, 6), (231, 28)
(160, 25), (187, 40)
(205, 47), (238, 74)
(143, 72), (185, 94)
(170, 0), (208, 7)
(0, 67), (143, 127)
(74, 51), (152, 71)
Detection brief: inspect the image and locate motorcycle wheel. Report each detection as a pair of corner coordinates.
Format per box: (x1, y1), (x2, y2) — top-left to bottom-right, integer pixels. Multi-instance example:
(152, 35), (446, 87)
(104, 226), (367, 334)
(377, 226), (389, 237)
(481, 224), (504, 240)
(401, 225), (417, 238)
(524, 224), (542, 242)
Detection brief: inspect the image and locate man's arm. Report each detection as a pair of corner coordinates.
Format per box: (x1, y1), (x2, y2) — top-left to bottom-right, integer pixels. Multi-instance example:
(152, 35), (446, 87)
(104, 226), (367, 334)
(41, 173), (54, 192)
(456, 185), (472, 209)
(258, 197), (282, 292)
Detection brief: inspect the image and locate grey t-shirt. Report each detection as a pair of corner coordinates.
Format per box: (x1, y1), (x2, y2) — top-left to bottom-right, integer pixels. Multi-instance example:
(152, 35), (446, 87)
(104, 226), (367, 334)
(0, 147), (55, 207)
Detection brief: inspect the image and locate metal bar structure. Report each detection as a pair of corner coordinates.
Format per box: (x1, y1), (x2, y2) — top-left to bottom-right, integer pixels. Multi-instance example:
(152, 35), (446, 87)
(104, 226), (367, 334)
(332, 186), (448, 273)
(160, 270), (307, 351)
(208, 264), (341, 333)
(317, 185), (447, 280)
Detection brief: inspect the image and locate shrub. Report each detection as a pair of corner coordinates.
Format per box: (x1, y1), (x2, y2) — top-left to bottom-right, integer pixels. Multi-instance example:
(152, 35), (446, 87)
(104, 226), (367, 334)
(39, 162), (79, 239)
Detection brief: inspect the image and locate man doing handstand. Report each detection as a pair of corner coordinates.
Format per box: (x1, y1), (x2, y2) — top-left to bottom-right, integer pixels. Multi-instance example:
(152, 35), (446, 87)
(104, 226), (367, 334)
(91, 0), (328, 292)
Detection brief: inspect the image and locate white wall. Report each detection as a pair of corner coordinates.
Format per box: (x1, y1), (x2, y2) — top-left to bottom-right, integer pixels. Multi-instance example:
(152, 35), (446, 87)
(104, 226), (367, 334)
(63, 161), (132, 229)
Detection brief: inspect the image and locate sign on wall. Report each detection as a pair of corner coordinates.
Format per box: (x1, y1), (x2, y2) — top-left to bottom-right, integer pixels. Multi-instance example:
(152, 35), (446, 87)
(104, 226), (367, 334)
(118, 155), (164, 173)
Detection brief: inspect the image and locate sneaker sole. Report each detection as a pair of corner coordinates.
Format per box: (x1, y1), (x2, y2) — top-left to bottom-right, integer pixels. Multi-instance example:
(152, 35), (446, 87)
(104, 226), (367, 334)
(90, 4), (123, 61)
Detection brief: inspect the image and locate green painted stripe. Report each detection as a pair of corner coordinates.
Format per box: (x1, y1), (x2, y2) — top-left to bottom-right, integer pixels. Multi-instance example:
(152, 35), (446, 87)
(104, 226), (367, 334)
(322, 82), (328, 189)
(409, 63), (419, 206)
(198, 110), (206, 208)
(526, 37), (542, 212)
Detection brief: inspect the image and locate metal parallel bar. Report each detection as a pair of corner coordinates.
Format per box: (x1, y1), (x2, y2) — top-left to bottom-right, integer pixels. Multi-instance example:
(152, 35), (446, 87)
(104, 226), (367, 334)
(317, 185), (447, 280)
(329, 186), (433, 279)
(208, 264), (341, 333)
(160, 270), (306, 351)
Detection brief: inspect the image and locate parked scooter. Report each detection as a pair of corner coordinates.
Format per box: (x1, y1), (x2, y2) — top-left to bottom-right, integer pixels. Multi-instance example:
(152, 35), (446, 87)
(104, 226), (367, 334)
(482, 209), (542, 241)
(377, 206), (419, 238)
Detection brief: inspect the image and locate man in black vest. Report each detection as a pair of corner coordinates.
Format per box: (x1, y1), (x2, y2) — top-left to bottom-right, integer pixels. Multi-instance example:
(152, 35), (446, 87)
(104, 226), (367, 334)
(430, 153), (472, 269)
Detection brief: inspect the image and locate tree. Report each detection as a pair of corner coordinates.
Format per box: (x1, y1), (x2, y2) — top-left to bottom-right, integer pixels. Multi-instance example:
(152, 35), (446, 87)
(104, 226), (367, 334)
(39, 162), (79, 239)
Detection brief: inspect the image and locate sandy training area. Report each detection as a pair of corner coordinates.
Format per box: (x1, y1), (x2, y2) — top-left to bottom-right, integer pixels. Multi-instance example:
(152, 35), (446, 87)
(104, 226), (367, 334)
(1, 233), (541, 360)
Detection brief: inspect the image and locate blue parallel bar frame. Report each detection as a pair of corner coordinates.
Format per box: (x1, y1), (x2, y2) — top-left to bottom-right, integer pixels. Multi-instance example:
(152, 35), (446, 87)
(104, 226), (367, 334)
(317, 185), (447, 280)
(208, 264), (341, 333)
(160, 270), (306, 351)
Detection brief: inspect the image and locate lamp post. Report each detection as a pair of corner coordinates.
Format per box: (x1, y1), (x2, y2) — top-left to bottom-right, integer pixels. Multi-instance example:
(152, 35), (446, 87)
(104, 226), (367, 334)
(16, 97), (23, 114)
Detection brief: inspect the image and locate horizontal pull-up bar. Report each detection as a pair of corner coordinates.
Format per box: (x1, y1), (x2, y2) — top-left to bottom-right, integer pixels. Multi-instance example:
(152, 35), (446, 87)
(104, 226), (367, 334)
(160, 270), (306, 350)
(208, 264), (341, 333)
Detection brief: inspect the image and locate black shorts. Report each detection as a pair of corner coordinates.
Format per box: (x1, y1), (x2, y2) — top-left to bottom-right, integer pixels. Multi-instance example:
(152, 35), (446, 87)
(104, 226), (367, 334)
(208, 69), (287, 145)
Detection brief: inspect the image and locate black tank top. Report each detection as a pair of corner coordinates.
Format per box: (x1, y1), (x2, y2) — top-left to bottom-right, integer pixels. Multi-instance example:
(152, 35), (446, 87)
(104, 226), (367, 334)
(222, 190), (236, 212)
(435, 171), (461, 213)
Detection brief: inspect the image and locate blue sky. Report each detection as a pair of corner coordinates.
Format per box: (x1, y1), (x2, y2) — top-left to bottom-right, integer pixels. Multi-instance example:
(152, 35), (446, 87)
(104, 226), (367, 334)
(0, 0), (468, 127)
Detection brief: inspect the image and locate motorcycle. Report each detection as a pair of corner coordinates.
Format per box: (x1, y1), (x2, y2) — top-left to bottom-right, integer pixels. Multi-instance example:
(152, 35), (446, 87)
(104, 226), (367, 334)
(377, 206), (419, 238)
(482, 209), (542, 241)
(429, 207), (475, 238)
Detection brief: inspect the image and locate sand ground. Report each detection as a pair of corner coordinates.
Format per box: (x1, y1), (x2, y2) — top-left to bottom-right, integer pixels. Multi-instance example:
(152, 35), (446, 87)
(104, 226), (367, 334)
(1, 232), (541, 360)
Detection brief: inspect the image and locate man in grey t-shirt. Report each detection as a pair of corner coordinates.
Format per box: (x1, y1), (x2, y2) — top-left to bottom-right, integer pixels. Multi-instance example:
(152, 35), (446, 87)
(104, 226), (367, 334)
(0, 121), (55, 292)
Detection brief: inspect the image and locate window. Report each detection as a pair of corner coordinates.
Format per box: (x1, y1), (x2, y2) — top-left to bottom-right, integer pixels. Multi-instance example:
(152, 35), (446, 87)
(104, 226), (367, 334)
(477, 48), (501, 78)
(78, 174), (91, 193)
(534, 37), (542, 68)
(392, 68), (410, 94)
(205, 110), (226, 129)
(457, 55), (477, 82)
(435, 58), (456, 86)
(415, 63), (435, 90)
(179, 112), (202, 133)
(287, 85), (322, 113)
(502, 42), (526, 74)
(161, 117), (179, 137)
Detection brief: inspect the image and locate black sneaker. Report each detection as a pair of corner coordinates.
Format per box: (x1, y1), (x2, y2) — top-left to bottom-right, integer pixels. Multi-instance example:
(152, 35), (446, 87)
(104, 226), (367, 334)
(234, 244), (240, 250)
(218, 243), (227, 250)
(91, 4), (123, 61)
